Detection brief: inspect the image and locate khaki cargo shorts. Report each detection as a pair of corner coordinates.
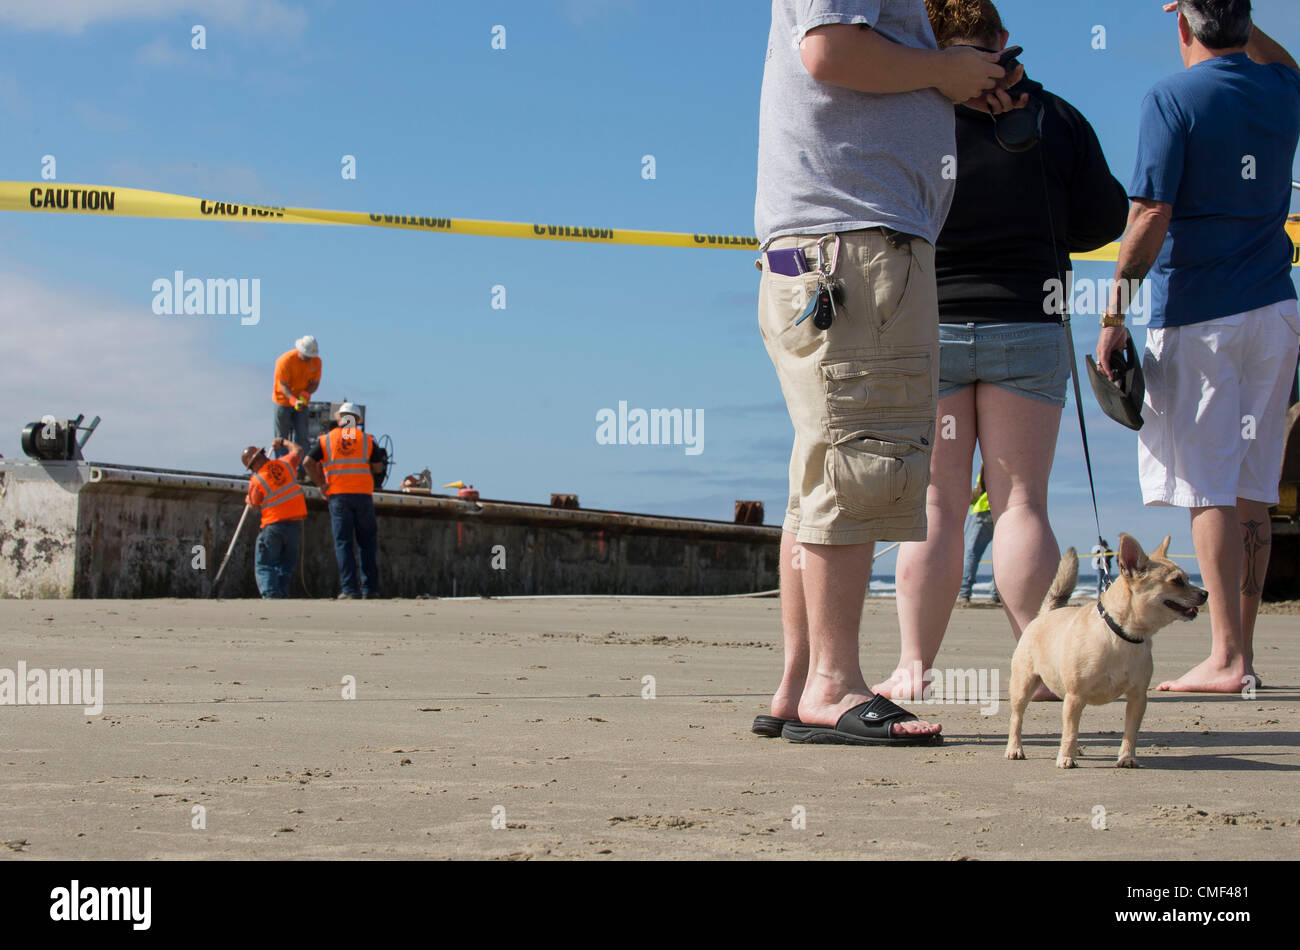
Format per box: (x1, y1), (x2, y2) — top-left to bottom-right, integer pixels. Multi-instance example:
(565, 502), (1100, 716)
(758, 229), (939, 545)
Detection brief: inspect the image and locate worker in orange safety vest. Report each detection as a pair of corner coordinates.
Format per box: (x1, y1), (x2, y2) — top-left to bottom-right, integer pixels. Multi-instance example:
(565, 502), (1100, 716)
(243, 437), (307, 598)
(303, 403), (386, 599)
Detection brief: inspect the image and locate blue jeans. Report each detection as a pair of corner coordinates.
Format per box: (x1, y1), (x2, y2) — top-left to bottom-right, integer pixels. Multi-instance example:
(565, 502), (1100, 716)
(273, 404), (309, 470)
(961, 512), (998, 601)
(254, 520), (302, 599)
(328, 493), (379, 597)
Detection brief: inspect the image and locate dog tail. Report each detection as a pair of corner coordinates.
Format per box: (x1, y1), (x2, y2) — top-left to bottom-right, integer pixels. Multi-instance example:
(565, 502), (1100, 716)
(1038, 548), (1078, 615)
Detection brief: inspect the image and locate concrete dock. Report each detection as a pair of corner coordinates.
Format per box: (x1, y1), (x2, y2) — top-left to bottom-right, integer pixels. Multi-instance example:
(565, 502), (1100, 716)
(0, 459), (779, 598)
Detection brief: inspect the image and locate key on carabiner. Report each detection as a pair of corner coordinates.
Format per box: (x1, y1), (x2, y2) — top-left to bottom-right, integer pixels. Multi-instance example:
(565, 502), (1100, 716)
(795, 281), (824, 326)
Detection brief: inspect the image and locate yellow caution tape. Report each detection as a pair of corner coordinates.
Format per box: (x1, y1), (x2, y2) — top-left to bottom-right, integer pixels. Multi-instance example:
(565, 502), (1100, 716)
(0, 181), (759, 250)
(2, 182), (1298, 264)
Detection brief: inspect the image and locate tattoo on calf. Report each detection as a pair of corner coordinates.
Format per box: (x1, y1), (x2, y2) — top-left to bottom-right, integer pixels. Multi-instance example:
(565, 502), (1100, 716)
(1241, 519), (1270, 599)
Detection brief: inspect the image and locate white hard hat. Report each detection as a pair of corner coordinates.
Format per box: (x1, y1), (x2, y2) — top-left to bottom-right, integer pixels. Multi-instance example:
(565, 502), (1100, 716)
(295, 335), (319, 358)
(336, 401), (362, 425)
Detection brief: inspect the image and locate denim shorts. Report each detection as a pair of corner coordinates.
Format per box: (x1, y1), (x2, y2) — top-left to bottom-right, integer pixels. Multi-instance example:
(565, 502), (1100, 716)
(938, 322), (1070, 407)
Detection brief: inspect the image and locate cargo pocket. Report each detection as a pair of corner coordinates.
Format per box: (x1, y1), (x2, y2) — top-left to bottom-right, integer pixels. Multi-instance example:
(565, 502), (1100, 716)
(822, 352), (931, 424)
(826, 422), (934, 518)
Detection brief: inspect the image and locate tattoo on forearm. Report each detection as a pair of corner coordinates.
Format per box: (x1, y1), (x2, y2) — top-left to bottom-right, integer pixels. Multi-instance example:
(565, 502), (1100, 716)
(1242, 519), (1270, 598)
(1114, 261), (1151, 313)
(1119, 260), (1151, 281)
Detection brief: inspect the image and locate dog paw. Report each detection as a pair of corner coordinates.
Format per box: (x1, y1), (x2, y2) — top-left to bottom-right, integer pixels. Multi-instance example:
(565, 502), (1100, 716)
(1056, 755), (1077, 769)
(1005, 746), (1025, 760)
(1116, 754), (1139, 769)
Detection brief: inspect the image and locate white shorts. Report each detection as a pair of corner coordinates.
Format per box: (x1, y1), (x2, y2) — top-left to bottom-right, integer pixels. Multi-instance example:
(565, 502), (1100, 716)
(1139, 299), (1300, 508)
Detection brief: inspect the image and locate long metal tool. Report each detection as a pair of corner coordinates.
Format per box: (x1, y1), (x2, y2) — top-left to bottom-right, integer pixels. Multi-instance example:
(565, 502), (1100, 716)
(210, 503), (252, 598)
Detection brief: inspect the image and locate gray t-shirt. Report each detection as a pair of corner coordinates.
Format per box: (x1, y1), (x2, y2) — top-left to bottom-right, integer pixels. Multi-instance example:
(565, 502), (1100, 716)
(755, 0), (957, 247)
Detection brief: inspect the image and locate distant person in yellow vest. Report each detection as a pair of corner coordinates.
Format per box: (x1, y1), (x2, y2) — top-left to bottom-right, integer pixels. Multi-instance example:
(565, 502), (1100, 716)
(242, 438), (307, 599)
(272, 336), (322, 474)
(303, 403), (386, 599)
(1090, 538), (1113, 599)
(959, 467), (999, 605)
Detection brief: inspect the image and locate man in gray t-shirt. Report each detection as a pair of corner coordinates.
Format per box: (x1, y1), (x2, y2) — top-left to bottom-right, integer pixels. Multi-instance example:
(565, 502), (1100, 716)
(752, 0), (1022, 747)
(756, 0), (955, 246)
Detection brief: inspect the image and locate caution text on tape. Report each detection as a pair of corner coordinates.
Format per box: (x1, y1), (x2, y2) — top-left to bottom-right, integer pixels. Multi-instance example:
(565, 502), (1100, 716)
(3, 182), (1298, 264)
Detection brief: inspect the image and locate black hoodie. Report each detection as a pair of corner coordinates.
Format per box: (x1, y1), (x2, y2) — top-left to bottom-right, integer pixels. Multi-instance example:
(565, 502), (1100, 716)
(935, 77), (1130, 324)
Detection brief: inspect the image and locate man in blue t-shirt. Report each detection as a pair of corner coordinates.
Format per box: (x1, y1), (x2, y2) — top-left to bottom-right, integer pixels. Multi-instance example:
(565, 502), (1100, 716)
(1095, 0), (1300, 694)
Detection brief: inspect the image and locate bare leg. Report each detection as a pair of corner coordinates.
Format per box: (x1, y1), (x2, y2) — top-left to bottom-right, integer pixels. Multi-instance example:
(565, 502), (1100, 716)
(1238, 498), (1270, 686)
(1158, 504), (1254, 692)
(976, 384), (1063, 701)
(770, 532), (809, 720)
(795, 542), (941, 737)
(1116, 688), (1147, 768)
(879, 386), (976, 698)
(1057, 694), (1085, 768)
(977, 384), (1063, 641)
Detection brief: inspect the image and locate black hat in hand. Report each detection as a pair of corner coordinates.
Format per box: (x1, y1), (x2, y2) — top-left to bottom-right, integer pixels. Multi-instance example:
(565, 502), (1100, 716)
(1086, 336), (1145, 431)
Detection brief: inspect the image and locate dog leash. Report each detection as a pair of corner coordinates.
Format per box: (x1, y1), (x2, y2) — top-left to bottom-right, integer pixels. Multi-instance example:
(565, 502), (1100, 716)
(1038, 146), (1112, 591)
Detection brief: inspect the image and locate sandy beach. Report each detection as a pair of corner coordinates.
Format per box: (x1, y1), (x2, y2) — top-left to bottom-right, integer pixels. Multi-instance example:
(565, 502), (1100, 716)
(1, 596), (1296, 861)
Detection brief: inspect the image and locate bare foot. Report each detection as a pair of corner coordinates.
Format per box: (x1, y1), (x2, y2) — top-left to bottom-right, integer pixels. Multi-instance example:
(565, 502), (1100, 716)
(798, 688), (941, 737)
(1157, 655), (1252, 693)
(870, 664), (932, 701)
(770, 688), (801, 722)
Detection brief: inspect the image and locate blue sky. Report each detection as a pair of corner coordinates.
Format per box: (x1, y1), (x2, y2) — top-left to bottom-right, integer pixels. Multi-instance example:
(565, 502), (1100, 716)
(1, 0), (1297, 570)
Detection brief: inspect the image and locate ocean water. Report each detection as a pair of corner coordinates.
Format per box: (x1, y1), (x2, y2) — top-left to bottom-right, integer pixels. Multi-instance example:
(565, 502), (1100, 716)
(865, 572), (1204, 601)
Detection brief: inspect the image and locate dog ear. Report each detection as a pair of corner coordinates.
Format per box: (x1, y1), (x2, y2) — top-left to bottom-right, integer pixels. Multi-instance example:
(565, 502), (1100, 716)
(1153, 535), (1172, 560)
(1117, 534), (1148, 577)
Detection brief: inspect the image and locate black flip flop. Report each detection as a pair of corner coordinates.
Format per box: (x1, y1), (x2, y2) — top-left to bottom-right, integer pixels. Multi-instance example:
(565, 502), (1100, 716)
(751, 714), (800, 737)
(780, 694), (942, 746)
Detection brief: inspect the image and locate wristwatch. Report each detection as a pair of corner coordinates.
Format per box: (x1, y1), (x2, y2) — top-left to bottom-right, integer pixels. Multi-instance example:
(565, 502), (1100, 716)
(1100, 313), (1126, 328)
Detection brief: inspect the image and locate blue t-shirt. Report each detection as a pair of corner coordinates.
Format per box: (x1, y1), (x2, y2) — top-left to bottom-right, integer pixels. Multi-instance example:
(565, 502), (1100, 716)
(1130, 53), (1300, 328)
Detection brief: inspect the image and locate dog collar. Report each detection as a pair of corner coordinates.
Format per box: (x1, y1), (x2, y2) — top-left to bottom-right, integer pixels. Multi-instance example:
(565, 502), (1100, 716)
(1097, 602), (1145, 644)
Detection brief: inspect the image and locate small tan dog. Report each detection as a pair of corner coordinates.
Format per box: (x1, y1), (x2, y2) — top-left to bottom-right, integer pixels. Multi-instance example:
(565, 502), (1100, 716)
(1006, 535), (1208, 769)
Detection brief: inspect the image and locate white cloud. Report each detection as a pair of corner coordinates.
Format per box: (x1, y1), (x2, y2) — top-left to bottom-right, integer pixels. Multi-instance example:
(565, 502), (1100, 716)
(0, 270), (268, 474)
(0, 0), (308, 38)
(135, 36), (185, 67)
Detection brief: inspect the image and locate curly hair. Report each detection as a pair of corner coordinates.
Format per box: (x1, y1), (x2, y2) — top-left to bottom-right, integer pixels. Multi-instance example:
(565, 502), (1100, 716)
(925, 0), (1005, 49)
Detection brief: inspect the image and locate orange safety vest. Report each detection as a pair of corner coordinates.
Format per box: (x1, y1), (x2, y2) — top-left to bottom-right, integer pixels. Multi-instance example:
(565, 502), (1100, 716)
(319, 427), (374, 496)
(249, 458), (307, 528)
